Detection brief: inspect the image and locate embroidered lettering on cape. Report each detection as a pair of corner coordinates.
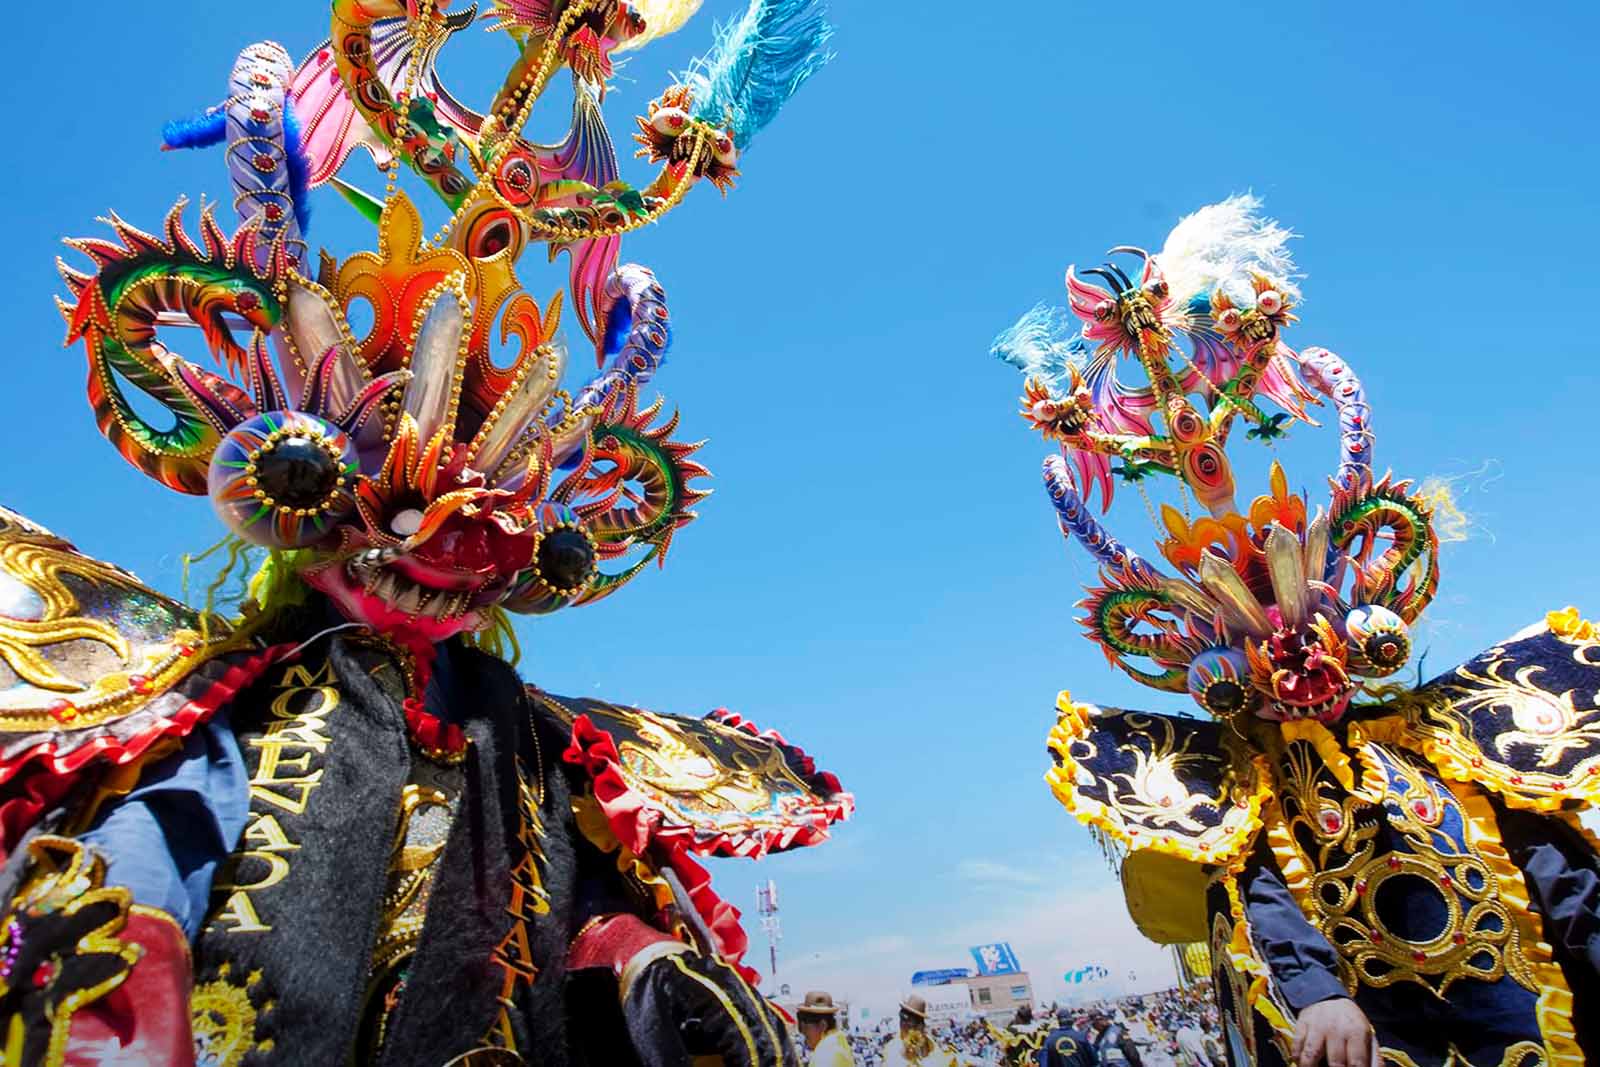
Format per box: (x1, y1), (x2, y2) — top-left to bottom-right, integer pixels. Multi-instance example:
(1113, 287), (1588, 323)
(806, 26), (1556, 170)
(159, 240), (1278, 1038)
(483, 757), (551, 1051)
(208, 661), (337, 935)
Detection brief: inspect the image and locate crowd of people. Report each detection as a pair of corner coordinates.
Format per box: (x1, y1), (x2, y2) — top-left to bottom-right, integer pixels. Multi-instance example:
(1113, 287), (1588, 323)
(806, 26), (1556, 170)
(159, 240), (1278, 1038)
(797, 985), (1225, 1066)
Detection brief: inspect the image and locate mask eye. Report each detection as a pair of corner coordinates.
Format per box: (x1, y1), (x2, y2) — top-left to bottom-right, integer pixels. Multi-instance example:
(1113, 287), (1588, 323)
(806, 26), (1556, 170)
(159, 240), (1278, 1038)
(649, 106), (691, 136)
(502, 503), (598, 614)
(1215, 308), (1242, 333)
(536, 527), (596, 593)
(1256, 290), (1283, 316)
(1145, 279), (1168, 299)
(1186, 648), (1255, 718)
(208, 411), (357, 548)
(1093, 299), (1115, 322)
(1345, 605), (1410, 676)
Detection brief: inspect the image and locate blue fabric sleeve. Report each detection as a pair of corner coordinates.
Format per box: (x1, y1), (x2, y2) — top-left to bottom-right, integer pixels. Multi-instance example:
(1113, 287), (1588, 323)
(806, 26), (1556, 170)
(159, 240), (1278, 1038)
(1239, 844), (1349, 1011)
(80, 713), (250, 940)
(1498, 806), (1600, 976)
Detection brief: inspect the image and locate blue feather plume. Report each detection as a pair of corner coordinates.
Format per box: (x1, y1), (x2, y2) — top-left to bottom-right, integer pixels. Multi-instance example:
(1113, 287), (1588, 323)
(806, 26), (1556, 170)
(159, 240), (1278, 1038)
(991, 305), (1089, 390)
(283, 108), (313, 234)
(683, 0), (834, 150)
(162, 109), (227, 150)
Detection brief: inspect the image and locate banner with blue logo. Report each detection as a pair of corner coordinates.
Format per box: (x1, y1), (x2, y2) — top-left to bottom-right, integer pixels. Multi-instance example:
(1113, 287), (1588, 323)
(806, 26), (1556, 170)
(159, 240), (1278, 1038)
(911, 968), (972, 986)
(968, 943), (1022, 975)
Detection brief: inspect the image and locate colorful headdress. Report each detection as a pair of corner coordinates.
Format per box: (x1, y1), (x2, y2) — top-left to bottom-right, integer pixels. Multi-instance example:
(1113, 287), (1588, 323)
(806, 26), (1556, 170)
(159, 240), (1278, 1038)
(58, 0), (831, 632)
(996, 196), (1439, 724)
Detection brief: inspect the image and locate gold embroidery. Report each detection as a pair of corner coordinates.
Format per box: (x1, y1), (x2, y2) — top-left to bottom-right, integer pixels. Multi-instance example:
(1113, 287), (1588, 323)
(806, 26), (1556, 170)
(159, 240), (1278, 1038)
(191, 962), (275, 1067)
(539, 692), (837, 839)
(1045, 693), (1272, 867)
(361, 777), (459, 1057)
(1267, 733), (1532, 997)
(208, 659), (339, 935)
(0, 837), (141, 1067)
(482, 754), (549, 1052)
(369, 784), (456, 976)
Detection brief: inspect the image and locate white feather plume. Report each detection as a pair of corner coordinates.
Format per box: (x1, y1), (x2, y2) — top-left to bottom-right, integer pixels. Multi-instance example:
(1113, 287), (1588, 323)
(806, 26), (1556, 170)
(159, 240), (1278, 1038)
(1157, 193), (1301, 308)
(614, 0), (705, 53)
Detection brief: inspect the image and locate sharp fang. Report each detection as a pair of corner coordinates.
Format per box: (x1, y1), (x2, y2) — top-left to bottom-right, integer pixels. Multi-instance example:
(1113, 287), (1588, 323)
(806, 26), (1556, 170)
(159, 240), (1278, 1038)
(394, 582), (423, 615)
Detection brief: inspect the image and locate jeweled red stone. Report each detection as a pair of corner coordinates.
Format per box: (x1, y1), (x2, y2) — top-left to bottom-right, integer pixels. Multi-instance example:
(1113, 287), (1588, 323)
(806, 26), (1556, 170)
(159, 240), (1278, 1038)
(129, 674), (150, 694)
(253, 153), (276, 172)
(1412, 950), (1426, 963)
(263, 204), (283, 222)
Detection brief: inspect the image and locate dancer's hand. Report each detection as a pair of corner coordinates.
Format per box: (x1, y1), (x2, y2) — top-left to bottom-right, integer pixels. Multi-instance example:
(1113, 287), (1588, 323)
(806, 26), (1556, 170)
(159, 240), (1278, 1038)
(1292, 998), (1375, 1067)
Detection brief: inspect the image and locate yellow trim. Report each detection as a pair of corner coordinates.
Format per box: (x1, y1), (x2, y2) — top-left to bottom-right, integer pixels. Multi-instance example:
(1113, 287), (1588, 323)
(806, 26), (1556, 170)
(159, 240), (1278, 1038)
(1219, 875), (1296, 1045)
(619, 941), (691, 1000)
(1273, 716), (1388, 799)
(667, 954), (758, 1064)
(724, 957), (784, 1058)
(1452, 778), (1584, 1067)
(570, 793), (676, 914)
(1044, 691), (1272, 868)
(1343, 716), (1413, 802)
(1546, 606), (1596, 643)
(1360, 702), (1597, 814)
(1258, 798), (1324, 938)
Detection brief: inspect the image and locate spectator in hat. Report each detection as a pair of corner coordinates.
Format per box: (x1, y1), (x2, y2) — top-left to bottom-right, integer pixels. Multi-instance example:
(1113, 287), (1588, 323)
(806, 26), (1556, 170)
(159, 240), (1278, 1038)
(799, 991), (856, 1067)
(883, 995), (956, 1067)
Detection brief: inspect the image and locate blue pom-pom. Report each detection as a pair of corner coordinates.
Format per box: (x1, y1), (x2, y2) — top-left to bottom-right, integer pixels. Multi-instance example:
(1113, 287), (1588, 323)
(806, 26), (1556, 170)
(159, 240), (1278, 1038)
(161, 109), (227, 150)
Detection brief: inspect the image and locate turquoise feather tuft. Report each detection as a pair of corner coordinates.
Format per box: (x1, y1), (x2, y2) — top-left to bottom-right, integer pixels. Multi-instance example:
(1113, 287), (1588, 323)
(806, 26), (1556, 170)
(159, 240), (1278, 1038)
(682, 0), (834, 150)
(991, 305), (1089, 391)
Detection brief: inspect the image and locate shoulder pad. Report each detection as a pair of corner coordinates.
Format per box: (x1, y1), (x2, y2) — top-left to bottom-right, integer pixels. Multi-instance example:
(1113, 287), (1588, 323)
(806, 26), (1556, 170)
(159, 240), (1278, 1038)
(1046, 693), (1270, 866)
(1379, 609), (1600, 810)
(535, 691), (853, 860)
(0, 507), (274, 785)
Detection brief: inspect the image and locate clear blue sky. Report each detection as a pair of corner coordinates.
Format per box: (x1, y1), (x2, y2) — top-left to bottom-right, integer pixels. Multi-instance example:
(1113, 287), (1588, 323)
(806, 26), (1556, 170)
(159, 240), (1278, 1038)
(6, 0), (1599, 1018)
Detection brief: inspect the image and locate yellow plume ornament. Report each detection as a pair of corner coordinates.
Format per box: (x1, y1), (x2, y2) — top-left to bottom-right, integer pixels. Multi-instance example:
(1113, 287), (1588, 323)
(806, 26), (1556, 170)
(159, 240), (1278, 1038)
(613, 0), (705, 52)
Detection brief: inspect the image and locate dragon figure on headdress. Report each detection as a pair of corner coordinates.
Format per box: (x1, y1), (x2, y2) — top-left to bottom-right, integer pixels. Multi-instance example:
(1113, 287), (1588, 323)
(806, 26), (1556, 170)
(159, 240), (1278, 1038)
(0, 2), (847, 1064)
(996, 196), (1600, 1066)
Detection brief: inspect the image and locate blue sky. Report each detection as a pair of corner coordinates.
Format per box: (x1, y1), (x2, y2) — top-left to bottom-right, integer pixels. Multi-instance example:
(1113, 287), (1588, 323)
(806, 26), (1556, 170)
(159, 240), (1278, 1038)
(6, 0), (1599, 1020)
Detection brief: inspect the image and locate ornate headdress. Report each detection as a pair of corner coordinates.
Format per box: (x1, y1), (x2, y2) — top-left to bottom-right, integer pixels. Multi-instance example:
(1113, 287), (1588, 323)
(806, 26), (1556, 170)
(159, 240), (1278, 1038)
(57, 0), (832, 638)
(996, 196), (1439, 724)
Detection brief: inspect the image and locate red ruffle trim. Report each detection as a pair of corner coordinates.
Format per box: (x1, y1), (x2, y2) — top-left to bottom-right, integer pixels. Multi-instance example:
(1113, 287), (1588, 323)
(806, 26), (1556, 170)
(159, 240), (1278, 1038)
(563, 707), (853, 986)
(0, 645), (291, 859)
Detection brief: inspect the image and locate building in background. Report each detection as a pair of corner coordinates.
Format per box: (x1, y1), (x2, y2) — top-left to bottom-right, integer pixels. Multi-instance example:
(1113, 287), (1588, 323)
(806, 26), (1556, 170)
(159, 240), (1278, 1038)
(956, 970), (1035, 1022)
